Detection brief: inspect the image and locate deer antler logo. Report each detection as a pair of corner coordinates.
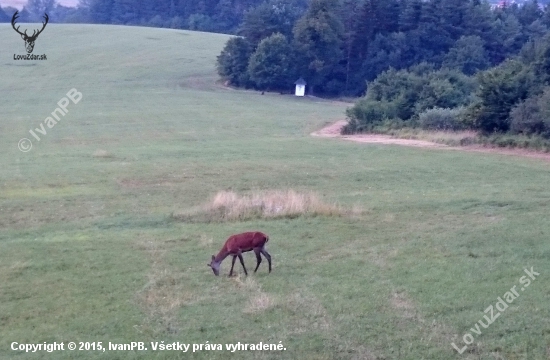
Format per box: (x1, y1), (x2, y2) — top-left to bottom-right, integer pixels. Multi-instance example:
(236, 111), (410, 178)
(11, 11), (49, 54)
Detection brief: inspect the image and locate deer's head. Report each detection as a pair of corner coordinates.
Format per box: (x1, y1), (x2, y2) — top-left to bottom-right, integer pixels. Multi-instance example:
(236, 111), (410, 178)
(207, 255), (221, 276)
(12, 11), (49, 54)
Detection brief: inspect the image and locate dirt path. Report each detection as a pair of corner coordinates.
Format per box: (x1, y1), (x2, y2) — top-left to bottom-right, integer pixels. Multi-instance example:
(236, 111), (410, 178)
(312, 120), (447, 148)
(312, 120), (550, 161)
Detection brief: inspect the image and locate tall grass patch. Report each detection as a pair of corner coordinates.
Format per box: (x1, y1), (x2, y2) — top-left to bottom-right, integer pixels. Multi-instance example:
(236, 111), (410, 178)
(173, 190), (357, 222)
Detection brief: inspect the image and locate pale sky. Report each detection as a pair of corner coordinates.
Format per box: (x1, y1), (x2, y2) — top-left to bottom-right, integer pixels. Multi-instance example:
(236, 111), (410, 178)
(0, 0), (78, 10)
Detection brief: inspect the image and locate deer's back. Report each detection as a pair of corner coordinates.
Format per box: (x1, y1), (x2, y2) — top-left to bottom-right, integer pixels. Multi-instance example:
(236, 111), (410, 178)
(225, 231), (268, 253)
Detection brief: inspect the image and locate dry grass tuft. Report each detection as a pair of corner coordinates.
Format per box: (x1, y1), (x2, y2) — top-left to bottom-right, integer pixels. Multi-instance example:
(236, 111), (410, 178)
(244, 292), (276, 314)
(92, 149), (114, 158)
(173, 189), (359, 222)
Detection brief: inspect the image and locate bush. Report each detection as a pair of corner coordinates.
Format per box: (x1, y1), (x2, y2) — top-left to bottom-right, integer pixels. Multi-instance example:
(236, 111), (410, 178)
(480, 133), (550, 151)
(418, 107), (466, 131)
(510, 88), (550, 138)
(345, 99), (397, 132)
(442, 35), (490, 75)
(475, 60), (535, 133)
(460, 100), (483, 129)
(510, 96), (545, 134)
(345, 67), (477, 134)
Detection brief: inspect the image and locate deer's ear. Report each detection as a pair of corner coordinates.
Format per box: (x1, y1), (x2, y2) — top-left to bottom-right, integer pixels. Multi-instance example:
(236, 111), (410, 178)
(211, 255), (215, 261)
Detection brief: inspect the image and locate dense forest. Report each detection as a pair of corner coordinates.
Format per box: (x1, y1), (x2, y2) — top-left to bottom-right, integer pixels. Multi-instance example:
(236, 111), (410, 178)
(2, 0), (550, 142)
(214, 0), (550, 94)
(212, 0), (550, 142)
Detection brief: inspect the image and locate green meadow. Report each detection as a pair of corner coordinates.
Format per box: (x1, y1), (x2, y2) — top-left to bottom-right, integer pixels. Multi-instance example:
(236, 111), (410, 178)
(0, 24), (549, 359)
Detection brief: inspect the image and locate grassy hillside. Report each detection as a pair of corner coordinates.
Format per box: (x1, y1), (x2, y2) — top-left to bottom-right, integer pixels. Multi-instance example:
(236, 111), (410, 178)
(1, 25), (549, 359)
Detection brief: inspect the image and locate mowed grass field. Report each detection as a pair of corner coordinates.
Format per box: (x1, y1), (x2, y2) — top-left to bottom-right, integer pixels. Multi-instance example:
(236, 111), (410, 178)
(1, 24), (549, 359)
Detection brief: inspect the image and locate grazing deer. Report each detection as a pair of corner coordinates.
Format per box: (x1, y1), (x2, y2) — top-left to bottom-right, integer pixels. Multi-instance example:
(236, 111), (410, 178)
(11, 11), (49, 54)
(208, 232), (271, 276)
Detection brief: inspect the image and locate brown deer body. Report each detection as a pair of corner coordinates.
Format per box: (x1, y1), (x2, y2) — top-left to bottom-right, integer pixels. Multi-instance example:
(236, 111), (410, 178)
(208, 232), (271, 276)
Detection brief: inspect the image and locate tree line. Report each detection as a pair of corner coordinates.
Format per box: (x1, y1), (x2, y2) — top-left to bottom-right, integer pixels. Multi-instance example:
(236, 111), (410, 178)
(0, 0), (280, 31)
(218, 0), (550, 95)
(214, 0), (550, 141)
(0, 0), (82, 23)
(338, 0), (550, 141)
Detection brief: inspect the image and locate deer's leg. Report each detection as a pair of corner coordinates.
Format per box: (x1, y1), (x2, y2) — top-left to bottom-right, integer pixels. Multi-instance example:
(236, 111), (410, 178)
(229, 255), (237, 276)
(260, 248), (271, 273)
(237, 253), (248, 276)
(253, 248), (262, 272)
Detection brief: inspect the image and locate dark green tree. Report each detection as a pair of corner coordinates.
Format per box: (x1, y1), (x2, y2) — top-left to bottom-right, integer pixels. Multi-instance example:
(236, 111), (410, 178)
(87, 0), (114, 23)
(476, 60), (535, 133)
(217, 36), (253, 87)
(248, 33), (293, 90)
(543, 4), (550, 27)
(532, 35), (550, 84)
(463, 1), (494, 46)
(238, 0), (306, 47)
(399, 0), (422, 32)
(111, 0), (140, 24)
(414, 0), (453, 65)
(351, 0), (399, 59)
(487, 14), (524, 64)
(372, 0), (400, 34)
(360, 32), (414, 81)
(509, 88), (550, 137)
(339, 0), (362, 94)
(439, 0), (469, 40)
(525, 19), (548, 40)
(517, 0), (543, 27)
(443, 35), (490, 75)
(187, 13), (215, 31)
(292, 0), (344, 94)
(213, 0), (239, 32)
